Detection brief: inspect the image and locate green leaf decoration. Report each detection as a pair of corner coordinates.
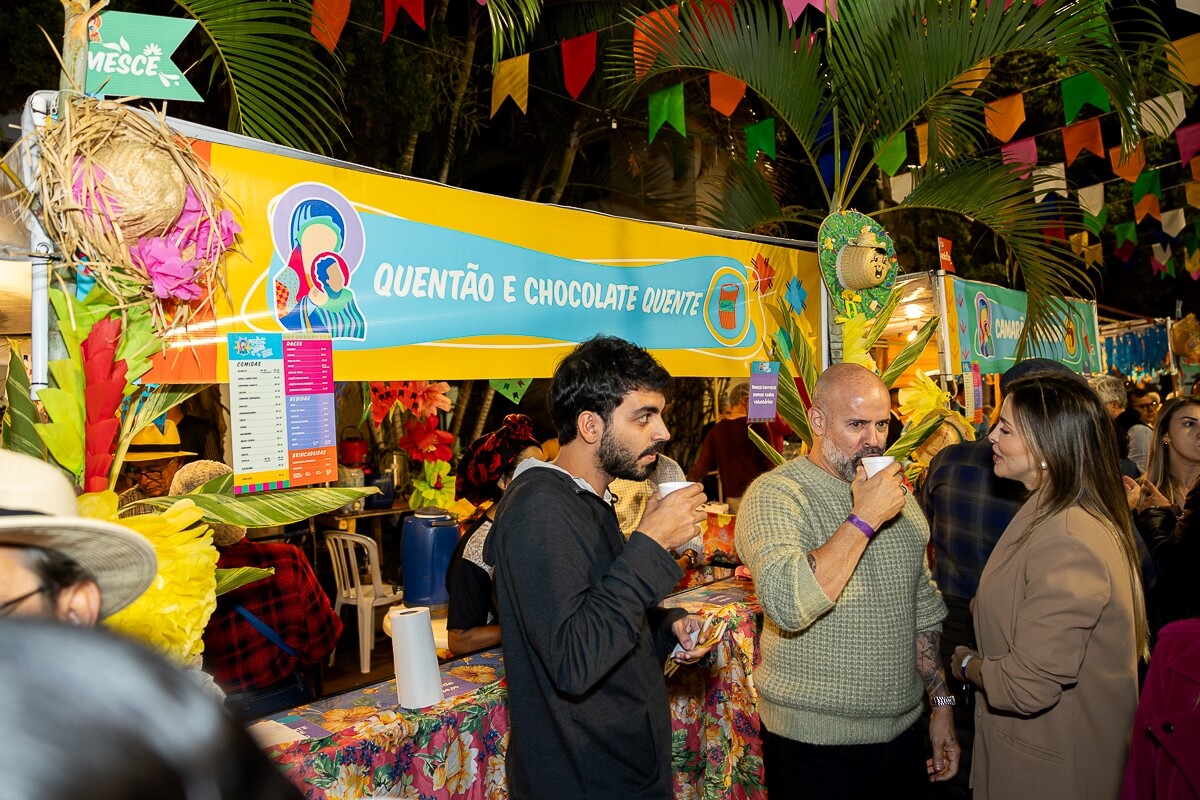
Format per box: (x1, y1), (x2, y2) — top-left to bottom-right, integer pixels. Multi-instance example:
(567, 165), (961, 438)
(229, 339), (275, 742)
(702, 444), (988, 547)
(884, 411), (946, 461)
(190, 472), (235, 494)
(483, 0), (544, 67)
(214, 566), (274, 596)
(749, 426), (786, 467)
(129, 486), (380, 527)
(863, 287), (903, 351)
(773, 355), (813, 448)
(34, 387), (85, 479)
(110, 385), (206, 489)
(880, 317), (940, 388)
(2, 340), (46, 460)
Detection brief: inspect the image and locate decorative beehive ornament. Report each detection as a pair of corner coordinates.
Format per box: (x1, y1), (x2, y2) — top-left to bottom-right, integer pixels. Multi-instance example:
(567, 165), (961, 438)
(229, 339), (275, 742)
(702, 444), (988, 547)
(836, 226), (891, 290)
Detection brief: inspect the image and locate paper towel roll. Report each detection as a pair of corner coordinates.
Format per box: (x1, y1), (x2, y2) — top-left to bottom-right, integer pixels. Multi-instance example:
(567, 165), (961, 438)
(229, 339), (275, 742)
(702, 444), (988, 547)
(387, 606), (444, 709)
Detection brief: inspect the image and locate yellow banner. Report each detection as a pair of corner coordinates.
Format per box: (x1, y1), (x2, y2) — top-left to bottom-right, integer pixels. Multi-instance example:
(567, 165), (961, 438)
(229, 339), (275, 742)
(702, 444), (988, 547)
(151, 140), (820, 382)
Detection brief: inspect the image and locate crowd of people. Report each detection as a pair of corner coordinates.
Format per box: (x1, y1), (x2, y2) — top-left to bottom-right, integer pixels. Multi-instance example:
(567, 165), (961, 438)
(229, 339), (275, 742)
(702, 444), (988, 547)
(1, 331), (1197, 799)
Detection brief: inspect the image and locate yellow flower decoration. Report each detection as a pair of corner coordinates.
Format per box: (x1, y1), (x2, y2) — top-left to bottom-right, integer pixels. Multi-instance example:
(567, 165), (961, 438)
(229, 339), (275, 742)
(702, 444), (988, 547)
(85, 493), (218, 664)
(838, 315), (877, 373)
(823, 237), (836, 251)
(447, 664), (500, 685)
(409, 459), (456, 510)
(898, 370), (951, 425)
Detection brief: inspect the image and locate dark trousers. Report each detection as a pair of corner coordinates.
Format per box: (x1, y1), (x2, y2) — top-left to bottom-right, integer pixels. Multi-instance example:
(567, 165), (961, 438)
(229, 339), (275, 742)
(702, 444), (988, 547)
(761, 721), (927, 800)
(224, 671), (314, 722)
(927, 593), (975, 799)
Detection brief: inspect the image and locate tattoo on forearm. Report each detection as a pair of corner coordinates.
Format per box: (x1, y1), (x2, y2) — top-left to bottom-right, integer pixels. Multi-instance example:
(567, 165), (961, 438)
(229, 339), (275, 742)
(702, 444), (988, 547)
(916, 630), (950, 698)
(806, 552), (817, 573)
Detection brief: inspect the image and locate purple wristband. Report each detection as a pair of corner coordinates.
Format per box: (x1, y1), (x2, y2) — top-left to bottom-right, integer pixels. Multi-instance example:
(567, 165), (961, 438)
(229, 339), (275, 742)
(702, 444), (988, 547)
(845, 513), (876, 539)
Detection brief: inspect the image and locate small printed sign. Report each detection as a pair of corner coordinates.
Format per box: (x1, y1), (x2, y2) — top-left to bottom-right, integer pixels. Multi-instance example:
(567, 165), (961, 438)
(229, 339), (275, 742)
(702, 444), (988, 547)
(86, 11), (201, 101)
(747, 361), (780, 423)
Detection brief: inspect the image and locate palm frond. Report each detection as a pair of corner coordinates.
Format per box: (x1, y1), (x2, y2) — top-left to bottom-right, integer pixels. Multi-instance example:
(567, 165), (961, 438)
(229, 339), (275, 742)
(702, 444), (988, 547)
(174, 0), (347, 155)
(484, 0), (543, 68)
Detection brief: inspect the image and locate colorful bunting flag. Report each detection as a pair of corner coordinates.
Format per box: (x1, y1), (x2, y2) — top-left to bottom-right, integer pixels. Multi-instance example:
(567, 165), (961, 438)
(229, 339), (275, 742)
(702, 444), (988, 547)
(1061, 72), (1111, 124)
(890, 172), (913, 203)
(953, 59), (991, 96)
(1172, 32), (1200, 85)
(818, 150), (850, 189)
(1177, 122), (1200, 165)
(985, 94), (1026, 142)
(1083, 239), (1103, 267)
(746, 118), (776, 165)
(1115, 240), (1137, 263)
(1139, 92), (1186, 138)
(384, 0), (425, 38)
(1192, 157), (1200, 182)
(1163, 208), (1188, 238)
(1151, 244), (1170, 275)
(491, 54), (530, 117)
(873, 133), (908, 177)
(561, 32), (597, 100)
(709, 72), (747, 116)
(1077, 183), (1106, 217)
(1069, 231), (1088, 257)
(1062, 118), (1104, 166)
(312, 0), (351, 52)
(916, 123), (929, 166)
(1134, 194), (1162, 223)
(1109, 142), (1146, 182)
(1183, 1), (1200, 18)
(1133, 169), (1162, 205)
(1186, 248), (1200, 280)
(1084, 207), (1108, 237)
(1000, 137), (1038, 178)
(937, 237), (956, 273)
(633, 6), (680, 80)
(490, 378), (531, 404)
(1032, 163), (1066, 204)
(1043, 219), (1066, 242)
(783, 0), (837, 25)
(1115, 220), (1138, 248)
(1187, 181), (1200, 209)
(648, 83), (686, 143)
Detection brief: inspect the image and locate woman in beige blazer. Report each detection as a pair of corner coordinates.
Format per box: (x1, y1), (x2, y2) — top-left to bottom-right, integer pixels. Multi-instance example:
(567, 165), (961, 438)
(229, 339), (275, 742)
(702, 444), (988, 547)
(951, 372), (1148, 800)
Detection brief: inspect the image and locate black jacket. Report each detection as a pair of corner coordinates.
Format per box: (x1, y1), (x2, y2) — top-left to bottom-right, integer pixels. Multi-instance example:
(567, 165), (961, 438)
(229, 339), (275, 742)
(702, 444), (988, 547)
(1138, 481), (1200, 632)
(484, 464), (685, 799)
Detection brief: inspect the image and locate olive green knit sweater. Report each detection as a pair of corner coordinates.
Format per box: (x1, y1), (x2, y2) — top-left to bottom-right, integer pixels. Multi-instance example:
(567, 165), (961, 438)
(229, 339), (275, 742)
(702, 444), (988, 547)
(738, 457), (946, 745)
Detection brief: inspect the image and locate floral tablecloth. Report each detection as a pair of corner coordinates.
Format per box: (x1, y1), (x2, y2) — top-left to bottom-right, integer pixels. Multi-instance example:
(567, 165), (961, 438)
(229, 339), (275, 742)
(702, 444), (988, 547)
(264, 578), (763, 800)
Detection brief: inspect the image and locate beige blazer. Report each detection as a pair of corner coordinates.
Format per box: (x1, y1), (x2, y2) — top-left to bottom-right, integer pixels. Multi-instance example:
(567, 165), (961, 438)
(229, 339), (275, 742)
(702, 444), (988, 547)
(971, 492), (1140, 800)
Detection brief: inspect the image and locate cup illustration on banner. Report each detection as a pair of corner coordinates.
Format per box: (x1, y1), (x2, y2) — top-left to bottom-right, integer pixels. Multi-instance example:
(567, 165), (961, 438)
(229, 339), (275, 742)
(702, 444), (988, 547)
(860, 455), (895, 478)
(718, 283), (740, 330)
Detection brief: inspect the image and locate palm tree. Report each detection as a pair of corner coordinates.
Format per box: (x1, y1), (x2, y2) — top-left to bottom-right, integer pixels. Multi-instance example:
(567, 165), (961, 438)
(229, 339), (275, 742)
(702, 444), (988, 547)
(616, 0), (1182, 348)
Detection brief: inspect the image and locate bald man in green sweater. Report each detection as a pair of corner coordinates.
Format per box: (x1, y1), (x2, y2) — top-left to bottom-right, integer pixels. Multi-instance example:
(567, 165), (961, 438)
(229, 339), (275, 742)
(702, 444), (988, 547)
(738, 363), (960, 800)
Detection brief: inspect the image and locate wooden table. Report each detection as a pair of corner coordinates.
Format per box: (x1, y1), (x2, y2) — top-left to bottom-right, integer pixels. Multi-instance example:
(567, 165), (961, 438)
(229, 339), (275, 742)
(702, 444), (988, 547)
(261, 577), (765, 799)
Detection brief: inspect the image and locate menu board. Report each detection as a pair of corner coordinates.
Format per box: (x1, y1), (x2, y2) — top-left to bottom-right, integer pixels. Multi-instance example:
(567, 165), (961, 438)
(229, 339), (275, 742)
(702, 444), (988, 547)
(228, 332), (337, 494)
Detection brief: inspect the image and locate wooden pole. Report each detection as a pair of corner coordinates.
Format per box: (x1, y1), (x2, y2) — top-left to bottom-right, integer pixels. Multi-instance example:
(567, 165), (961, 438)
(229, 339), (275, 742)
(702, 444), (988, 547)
(60, 0), (107, 92)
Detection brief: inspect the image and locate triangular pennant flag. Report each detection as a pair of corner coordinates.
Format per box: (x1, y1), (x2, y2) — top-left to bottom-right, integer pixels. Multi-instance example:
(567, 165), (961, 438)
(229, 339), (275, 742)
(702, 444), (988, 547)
(1187, 231), (1199, 254)
(384, 0), (425, 38)
(1188, 182), (1200, 209)
(916, 123), (929, 166)
(1078, 183), (1105, 217)
(1115, 240), (1137, 262)
(1083, 240), (1103, 266)
(489, 378), (531, 404)
(1000, 137), (1038, 178)
(1187, 248), (1200, 279)
(561, 32), (597, 100)
(818, 150), (850, 189)
(1193, 157), (1200, 182)
(709, 72), (747, 116)
(491, 54), (530, 117)
(985, 94), (1026, 142)
(1043, 219), (1066, 242)
(889, 171), (913, 203)
(873, 133), (907, 176)
(1033, 163), (1066, 204)
(1172, 32), (1200, 85)
(633, 5), (680, 80)
(1115, 220), (1138, 248)
(1177, 123), (1200, 165)
(746, 118), (776, 165)
(1152, 241), (1174, 265)
(953, 59), (991, 95)
(1110, 142), (1146, 182)
(1134, 194), (1162, 223)
(1163, 208), (1187, 238)
(1084, 208), (1108, 237)
(1133, 169), (1163, 204)
(312, 0), (351, 52)
(937, 237), (956, 273)
(1061, 72), (1111, 124)
(1069, 231), (1089, 257)
(1151, 253), (1169, 276)
(1062, 118), (1104, 166)
(1168, 258), (1178, 278)
(1139, 92), (1186, 138)
(782, 0), (837, 25)
(648, 83), (685, 143)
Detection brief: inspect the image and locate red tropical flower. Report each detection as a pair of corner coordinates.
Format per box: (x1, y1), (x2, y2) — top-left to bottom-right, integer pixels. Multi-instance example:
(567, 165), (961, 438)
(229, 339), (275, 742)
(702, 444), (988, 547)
(398, 415), (454, 462)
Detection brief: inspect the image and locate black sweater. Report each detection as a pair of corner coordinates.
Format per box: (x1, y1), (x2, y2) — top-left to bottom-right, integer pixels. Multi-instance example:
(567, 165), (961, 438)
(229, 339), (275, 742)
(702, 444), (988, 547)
(484, 464), (686, 799)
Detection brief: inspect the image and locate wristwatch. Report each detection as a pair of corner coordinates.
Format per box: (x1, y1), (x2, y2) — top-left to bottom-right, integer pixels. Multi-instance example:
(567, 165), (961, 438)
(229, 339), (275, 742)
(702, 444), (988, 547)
(931, 695), (956, 708)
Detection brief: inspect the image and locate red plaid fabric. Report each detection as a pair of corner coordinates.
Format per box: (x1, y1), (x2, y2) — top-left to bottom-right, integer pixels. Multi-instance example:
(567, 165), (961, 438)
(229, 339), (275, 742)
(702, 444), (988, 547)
(203, 540), (342, 694)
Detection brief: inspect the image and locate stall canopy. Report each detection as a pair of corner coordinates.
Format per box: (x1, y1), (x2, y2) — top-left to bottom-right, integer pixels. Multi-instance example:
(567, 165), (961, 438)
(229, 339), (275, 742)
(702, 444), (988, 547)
(139, 123), (821, 383)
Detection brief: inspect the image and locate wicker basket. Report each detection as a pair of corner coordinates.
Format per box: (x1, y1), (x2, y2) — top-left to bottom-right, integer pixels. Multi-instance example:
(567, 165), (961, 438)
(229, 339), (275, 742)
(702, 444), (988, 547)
(835, 226), (890, 290)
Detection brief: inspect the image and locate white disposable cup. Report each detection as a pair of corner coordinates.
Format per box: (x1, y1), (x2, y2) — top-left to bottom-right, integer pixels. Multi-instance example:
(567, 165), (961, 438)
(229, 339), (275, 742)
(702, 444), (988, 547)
(860, 455), (896, 478)
(657, 481), (693, 496)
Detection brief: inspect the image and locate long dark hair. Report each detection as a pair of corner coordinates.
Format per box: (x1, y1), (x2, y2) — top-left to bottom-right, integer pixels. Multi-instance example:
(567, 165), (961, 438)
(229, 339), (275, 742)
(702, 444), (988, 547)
(1005, 373), (1149, 658)
(1145, 397), (1200, 507)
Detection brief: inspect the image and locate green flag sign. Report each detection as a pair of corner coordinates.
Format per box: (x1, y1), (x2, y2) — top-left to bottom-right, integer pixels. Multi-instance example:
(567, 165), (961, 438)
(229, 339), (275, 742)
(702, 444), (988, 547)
(86, 11), (201, 102)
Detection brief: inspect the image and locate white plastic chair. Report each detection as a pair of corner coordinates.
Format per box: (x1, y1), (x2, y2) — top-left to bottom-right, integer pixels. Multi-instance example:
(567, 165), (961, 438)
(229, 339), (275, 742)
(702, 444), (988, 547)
(324, 531), (404, 673)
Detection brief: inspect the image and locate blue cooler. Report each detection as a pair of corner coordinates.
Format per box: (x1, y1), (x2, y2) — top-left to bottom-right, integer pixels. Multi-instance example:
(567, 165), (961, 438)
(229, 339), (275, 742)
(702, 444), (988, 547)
(401, 508), (458, 609)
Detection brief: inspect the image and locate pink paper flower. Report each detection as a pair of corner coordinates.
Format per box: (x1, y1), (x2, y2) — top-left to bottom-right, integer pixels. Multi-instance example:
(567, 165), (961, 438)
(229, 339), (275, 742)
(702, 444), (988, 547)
(71, 157), (123, 222)
(170, 186), (240, 262)
(129, 236), (202, 300)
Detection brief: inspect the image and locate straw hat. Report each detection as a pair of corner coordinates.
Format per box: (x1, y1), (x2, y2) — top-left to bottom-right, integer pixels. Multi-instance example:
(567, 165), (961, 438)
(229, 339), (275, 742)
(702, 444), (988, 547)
(124, 420), (195, 462)
(0, 450), (156, 619)
(169, 461), (246, 547)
